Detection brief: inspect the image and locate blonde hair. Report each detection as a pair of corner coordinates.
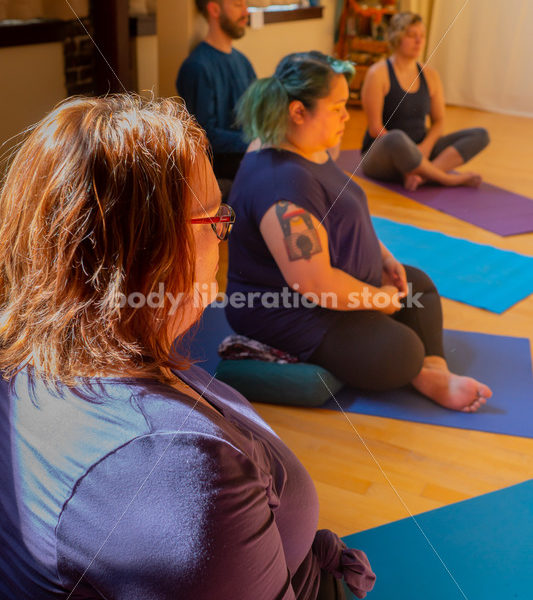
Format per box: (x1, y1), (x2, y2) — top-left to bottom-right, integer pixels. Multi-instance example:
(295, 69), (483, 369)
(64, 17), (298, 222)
(387, 12), (423, 50)
(0, 94), (208, 386)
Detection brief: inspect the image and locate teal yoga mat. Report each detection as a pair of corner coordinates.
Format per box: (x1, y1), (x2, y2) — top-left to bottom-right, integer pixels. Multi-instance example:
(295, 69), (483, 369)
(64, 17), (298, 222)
(372, 216), (533, 313)
(342, 479), (533, 599)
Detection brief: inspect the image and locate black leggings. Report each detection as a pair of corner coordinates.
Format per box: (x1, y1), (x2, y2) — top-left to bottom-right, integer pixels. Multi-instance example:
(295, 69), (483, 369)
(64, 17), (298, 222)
(361, 127), (490, 181)
(309, 266), (444, 391)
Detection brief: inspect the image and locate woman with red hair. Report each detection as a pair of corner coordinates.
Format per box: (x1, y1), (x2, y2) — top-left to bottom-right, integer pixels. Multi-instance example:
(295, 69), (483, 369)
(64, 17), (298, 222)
(0, 95), (374, 599)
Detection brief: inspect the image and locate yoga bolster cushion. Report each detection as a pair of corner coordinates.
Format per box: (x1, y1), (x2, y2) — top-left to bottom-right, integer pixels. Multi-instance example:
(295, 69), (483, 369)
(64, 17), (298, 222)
(215, 360), (343, 406)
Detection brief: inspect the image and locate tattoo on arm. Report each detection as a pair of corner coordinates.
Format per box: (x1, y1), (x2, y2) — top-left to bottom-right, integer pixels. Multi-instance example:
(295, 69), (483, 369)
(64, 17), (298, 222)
(275, 201), (322, 261)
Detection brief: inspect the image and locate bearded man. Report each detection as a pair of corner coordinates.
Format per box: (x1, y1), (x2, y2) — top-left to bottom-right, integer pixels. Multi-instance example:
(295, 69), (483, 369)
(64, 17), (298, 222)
(177, 0), (256, 181)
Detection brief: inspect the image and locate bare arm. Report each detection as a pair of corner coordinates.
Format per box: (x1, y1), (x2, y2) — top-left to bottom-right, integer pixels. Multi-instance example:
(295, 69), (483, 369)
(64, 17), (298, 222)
(418, 67), (445, 157)
(260, 201), (402, 313)
(361, 62), (389, 138)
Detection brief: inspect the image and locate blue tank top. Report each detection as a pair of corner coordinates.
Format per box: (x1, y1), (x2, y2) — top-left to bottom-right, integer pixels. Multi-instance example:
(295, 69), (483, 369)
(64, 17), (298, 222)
(362, 59), (430, 153)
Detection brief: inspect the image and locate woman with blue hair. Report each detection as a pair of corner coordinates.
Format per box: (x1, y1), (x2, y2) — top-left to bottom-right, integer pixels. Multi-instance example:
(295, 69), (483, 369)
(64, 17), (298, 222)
(226, 51), (492, 412)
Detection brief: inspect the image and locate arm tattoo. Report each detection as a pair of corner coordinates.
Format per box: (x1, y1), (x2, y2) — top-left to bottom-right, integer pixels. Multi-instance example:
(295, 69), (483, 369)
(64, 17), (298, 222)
(275, 201), (322, 261)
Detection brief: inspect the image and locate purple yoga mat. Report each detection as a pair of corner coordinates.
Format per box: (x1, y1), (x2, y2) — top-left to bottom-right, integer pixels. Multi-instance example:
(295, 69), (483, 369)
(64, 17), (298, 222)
(337, 149), (533, 236)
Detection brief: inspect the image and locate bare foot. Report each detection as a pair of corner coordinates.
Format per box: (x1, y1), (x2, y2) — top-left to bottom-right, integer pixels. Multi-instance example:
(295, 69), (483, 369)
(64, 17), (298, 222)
(412, 359), (492, 412)
(404, 173), (425, 191)
(445, 171), (482, 188)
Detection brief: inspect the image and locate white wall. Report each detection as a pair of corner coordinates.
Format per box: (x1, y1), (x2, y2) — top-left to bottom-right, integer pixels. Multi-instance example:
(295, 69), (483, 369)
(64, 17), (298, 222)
(135, 34), (158, 96)
(0, 0), (89, 20)
(0, 42), (66, 159)
(157, 0), (338, 96)
(0, 2), (338, 155)
(157, 0), (197, 97)
(427, 0), (533, 117)
(234, 0), (337, 77)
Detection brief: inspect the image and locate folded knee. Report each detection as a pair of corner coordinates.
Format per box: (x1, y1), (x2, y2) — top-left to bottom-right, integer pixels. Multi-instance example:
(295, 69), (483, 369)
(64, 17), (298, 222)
(466, 128), (490, 157)
(404, 266), (438, 295)
(359, 332), (425, 392)
(383, 129), (412, 153)
(473, 127), (490, 151)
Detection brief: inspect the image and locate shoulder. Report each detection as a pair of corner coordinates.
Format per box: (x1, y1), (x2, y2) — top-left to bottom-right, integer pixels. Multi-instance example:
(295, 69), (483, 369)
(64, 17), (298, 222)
(83, 428), (254, 485)
(364, 60), (390, 94)
(232, 151), (323, 222)
(232, 47), (253, 66)
(420, 64), (442, 93)
(255, 151), (321, 192)
(421, 64), (439, 80)
(179, 44), (213, 74)
(131, 384), (221, 436)
(186, 41), (212, 60)
(230, 48), (256, 80)
(55, 431), (264, 593)
(366, 59), (389, 82)
(60, 376), (264, 510)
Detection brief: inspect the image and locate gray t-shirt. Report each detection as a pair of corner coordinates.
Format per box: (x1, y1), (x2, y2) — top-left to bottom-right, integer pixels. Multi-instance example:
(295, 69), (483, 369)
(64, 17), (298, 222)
(0, 365), (373, 598)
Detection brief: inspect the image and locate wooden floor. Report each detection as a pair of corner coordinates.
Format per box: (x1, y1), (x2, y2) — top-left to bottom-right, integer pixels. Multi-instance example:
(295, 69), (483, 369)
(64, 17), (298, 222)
(218, 106), (533, 537)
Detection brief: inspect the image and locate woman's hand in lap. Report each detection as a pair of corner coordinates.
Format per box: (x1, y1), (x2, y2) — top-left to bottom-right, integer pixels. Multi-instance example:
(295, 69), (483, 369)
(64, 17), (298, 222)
(375, 285), (404, 315)
(382, 256), (408, 295)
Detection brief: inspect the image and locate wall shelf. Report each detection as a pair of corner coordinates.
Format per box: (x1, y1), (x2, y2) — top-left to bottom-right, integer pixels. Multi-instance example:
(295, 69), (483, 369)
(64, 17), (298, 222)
(129, 6), (324, 38)
(251, 6), (324, 25)
(335, 0), (397, 105)
(0, 19), (66, 47)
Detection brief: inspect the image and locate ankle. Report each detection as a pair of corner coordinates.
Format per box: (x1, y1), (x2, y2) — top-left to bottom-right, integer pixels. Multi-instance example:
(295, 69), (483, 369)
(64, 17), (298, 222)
(423, 356), (448, 371)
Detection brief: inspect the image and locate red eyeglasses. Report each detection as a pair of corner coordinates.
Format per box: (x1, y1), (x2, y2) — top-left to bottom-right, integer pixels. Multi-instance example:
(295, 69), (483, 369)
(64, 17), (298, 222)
(190, 203), (236, 241)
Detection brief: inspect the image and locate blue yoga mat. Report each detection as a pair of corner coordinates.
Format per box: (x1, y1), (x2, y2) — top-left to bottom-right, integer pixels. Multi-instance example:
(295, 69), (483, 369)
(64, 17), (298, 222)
(372, 217), (533, 313)
(326, 329), (533, 438)
(342, 479), (533, 599)
(184, 307), (533, 438)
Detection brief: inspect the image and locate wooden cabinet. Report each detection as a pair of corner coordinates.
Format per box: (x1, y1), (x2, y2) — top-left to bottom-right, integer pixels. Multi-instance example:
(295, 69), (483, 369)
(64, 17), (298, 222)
(335, 0), (397, 106)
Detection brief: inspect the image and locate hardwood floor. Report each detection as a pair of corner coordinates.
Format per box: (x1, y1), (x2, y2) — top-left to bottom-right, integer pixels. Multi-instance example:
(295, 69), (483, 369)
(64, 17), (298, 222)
(218, 105), (533, 537)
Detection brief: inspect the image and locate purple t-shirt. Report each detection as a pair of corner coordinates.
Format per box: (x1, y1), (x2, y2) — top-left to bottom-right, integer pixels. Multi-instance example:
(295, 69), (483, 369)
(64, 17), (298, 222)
(226, 149), (383, 359)
(0, 365), (374, 599)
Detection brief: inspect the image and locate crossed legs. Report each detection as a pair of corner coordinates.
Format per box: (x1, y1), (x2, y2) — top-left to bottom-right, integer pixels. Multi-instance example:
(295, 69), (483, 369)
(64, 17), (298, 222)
(362, 128), (489, 190)
(309, 267), (492, 411)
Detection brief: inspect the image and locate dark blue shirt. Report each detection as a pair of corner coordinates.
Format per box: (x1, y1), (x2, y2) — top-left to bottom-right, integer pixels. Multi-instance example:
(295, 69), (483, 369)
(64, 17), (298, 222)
(176, 41), (256, 154)
(0, 365), (343, 599)
(226, 149), (383, 360)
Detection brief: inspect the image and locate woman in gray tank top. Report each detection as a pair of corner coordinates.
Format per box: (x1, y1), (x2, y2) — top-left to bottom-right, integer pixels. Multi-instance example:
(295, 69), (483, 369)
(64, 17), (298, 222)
(360, 12), (489, 191)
